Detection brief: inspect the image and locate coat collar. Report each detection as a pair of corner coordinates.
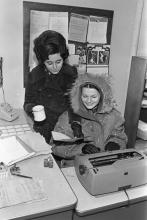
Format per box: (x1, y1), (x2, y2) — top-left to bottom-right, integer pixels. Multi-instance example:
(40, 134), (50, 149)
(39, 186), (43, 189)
(30, 63), (73, 84)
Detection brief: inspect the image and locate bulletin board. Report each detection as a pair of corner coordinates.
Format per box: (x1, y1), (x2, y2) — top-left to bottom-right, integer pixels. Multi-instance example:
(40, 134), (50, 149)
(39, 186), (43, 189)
(23, 1), (114, 86)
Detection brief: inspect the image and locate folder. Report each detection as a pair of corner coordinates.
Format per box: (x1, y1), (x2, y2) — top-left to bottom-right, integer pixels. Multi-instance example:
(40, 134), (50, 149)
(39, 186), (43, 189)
(0, 136), (35, 166)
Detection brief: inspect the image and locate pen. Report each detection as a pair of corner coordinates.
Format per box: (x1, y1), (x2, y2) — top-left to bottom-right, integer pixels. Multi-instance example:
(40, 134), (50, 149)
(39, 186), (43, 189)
(12, 173), (32, 179)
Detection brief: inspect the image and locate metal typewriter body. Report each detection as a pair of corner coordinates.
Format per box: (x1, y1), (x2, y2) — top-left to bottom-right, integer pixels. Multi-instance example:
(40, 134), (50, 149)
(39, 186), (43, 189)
(74, 149), (147, 196)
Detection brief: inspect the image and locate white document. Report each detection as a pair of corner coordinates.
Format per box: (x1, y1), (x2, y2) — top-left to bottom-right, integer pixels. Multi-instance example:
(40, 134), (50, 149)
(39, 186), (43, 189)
(51, 131), (84, 143)
(87, 16), (108, 44)
(29, 10), (68, 70)
(68, 43), (76, 55)
(138, 120), (147, 131)
(0, 136), (35, 166)
(48, 12), (68, 42)
(137, 120), (147, 140)
(0, 178), (47, 209)
(52, 131), (71, 141)
(68, 13), (89, 43)
(29, 10), (49, 69)
(17, 132), (52, 155)
(142, 98), (147, 108)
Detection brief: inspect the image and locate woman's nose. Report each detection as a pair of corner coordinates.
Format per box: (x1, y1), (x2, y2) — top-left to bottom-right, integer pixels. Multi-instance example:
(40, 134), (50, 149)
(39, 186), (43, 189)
(53, 63), (57, 70)
(87, 97), (91, 102)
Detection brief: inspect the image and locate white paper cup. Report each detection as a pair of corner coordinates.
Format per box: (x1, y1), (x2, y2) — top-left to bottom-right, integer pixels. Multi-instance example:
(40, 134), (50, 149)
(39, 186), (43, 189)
(32, 105), (46, 122)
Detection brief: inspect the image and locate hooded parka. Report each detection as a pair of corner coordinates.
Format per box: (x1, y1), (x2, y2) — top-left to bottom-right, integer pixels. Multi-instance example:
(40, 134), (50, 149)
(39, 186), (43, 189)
(52, 73), (128, 158)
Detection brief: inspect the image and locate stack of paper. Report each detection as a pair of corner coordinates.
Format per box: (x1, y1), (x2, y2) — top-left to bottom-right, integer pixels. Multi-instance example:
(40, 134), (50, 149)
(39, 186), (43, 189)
(0, 136), (35, 166)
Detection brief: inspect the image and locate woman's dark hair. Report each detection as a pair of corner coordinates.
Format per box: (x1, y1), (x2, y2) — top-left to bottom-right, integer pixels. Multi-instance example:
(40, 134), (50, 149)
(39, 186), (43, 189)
(33, 30), (69, 64)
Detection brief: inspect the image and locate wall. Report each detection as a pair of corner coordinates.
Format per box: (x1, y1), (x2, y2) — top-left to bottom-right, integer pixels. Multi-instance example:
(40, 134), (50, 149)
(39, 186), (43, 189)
(0, 0), (143, 114)
(137, 0), (147, 56)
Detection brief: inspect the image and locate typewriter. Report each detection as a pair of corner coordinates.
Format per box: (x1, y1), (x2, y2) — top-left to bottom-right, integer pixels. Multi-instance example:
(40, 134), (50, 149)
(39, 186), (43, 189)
(74, 149), (147, 196)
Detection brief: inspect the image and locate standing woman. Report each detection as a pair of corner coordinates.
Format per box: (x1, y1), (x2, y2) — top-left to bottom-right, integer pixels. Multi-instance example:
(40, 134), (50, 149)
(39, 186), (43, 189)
(24, 30), (83, 143)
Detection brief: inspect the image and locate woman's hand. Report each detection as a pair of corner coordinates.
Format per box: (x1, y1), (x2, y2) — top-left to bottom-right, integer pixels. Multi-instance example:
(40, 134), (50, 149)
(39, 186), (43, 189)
(71, 122), (84, 139)
(105, 142), (120, 151)
(82, 144), (100, 154)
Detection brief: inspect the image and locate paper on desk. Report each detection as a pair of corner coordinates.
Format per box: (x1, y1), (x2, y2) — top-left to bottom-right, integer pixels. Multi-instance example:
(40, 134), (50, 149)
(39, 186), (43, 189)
(0, 178), (47, 209)
(17, 132), (52, 154)
(0, 136), (35, 166)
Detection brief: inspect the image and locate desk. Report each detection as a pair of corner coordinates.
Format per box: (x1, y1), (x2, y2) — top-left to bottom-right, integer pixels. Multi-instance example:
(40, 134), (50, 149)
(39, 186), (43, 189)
(0, 109), (77, 219)
(0, 155), (77, 220)
(62, 167), (147, 220)
(1, 109), (147, 219)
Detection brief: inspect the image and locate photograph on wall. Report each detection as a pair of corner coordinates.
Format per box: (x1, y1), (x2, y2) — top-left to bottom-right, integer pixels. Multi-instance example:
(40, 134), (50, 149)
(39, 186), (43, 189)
(87, 50), (98, 65)
(98, 47), (110, 65)
(75, 43), (87, 64)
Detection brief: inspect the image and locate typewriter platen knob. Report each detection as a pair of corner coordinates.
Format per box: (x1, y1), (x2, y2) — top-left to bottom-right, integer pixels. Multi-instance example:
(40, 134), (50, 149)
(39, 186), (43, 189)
(79, 164), (87, 175)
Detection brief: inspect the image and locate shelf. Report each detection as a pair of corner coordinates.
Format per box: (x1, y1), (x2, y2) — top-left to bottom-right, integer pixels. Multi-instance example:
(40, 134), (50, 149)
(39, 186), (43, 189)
(87, 64), (108, 68)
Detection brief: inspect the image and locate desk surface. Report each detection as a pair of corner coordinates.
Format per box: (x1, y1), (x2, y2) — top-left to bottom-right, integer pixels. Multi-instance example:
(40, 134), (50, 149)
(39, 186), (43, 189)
(62, 167), (147, 216)
(0, 155), (77, 220)
(61, 167), (128, 216)
(0, 110), (77, 219)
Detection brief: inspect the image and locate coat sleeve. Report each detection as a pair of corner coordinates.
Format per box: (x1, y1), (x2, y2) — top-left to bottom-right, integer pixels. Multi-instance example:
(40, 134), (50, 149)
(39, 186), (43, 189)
(61, 65), (82, 129)
(104, 110), (128, 149)
(52, 111), (84, 158)
(23, 66), (45, 118)
(23, 79), (37, 119)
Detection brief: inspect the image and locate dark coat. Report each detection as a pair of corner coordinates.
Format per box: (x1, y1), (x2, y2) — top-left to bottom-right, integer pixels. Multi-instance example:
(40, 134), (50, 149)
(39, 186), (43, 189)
(24, 63), (78, 143)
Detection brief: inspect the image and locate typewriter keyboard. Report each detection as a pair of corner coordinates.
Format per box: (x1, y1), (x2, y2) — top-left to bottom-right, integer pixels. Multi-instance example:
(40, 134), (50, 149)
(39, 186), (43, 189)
(0, 124), (32, 138)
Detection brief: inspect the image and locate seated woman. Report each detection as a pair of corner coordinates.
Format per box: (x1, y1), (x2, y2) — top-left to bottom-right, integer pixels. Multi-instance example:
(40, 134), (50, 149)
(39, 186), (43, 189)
(52, 73), (128, 160)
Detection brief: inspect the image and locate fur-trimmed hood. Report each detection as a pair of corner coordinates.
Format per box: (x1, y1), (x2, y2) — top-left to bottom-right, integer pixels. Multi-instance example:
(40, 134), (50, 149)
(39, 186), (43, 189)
(70, 73), (115, 115)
